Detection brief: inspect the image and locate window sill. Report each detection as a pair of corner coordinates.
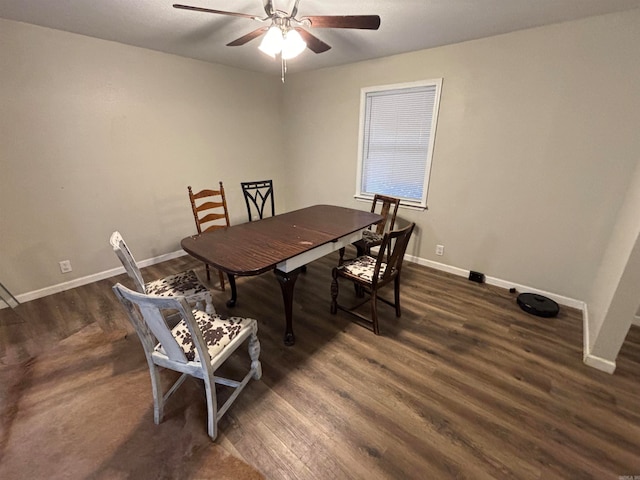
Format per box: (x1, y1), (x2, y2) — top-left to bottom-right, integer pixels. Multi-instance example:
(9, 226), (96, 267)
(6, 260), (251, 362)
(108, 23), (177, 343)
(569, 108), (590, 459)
(353, 195), (428, 211)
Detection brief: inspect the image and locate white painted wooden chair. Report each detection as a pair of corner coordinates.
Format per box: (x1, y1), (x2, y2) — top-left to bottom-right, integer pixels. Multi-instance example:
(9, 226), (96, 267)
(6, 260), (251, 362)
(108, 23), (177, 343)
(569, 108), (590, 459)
(110, 231), (215, 314)
(112, 283), (262, 440)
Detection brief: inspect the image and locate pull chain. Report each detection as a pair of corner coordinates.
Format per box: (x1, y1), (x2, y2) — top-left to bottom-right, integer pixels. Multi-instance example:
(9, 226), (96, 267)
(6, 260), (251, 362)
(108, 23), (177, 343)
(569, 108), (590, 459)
(281, 56), (287, 83)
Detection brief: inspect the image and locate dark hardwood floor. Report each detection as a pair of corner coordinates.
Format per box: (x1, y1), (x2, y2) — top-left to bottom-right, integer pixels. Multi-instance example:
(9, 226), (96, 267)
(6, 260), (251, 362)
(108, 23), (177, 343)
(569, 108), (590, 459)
(2, 251), (639, 479)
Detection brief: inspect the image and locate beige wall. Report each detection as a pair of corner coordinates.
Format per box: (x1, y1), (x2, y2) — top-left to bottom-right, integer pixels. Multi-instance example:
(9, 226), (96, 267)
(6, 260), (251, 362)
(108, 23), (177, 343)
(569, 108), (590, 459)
(0, 19), (285, 295)
(2, 8), (640, 330)
(586, 155), (640, 364)
(283, 10), (640, 303)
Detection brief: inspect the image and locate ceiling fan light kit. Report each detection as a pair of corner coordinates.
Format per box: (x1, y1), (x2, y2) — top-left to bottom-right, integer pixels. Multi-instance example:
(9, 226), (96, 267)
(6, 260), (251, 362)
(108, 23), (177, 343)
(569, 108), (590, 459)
(173, 0), (380, 80)
(258, 25), (306, 60)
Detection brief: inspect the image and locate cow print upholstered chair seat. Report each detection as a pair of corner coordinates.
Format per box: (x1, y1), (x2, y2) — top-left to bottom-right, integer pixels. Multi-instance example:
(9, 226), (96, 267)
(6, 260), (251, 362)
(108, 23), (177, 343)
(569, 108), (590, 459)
(336, 255), (391, 283)
(156, 309), (253, 362)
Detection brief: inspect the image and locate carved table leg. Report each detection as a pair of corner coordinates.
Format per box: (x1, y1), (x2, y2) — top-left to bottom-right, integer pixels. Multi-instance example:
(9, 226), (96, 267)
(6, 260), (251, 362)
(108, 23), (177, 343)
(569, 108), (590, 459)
(274, 267), (302, 346)
(330, 267), (339, 314)
(225, 273), (238, 308)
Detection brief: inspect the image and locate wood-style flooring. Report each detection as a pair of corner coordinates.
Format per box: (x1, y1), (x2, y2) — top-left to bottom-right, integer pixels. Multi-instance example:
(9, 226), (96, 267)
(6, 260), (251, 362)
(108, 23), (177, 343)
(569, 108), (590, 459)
(2, 251), (639, 479)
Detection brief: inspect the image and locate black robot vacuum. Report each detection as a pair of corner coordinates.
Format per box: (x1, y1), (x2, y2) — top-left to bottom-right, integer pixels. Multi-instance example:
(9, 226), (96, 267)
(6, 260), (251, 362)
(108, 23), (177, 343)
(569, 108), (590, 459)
(517, 293), (559, 318)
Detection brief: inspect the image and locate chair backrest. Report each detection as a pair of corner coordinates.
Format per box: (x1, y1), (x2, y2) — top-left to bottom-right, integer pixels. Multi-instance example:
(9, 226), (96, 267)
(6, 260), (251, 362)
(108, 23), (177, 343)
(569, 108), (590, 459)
(112, 283), (212, 371)
(188, 182), (231, 234)
(110, 231), (146, 293)
(240, 180), (274, 222)
(370, 194), (401, 236)
(374, 222), (416, 285)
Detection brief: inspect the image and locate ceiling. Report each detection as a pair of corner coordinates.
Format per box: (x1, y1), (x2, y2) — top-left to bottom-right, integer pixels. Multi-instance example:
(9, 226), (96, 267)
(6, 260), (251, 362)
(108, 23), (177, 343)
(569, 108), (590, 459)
(1, 0), (639, 76)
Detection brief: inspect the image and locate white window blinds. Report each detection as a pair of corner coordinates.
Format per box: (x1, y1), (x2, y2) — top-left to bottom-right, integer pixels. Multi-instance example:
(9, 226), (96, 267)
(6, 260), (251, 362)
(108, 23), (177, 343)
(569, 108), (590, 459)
(357, 79), (442, 208)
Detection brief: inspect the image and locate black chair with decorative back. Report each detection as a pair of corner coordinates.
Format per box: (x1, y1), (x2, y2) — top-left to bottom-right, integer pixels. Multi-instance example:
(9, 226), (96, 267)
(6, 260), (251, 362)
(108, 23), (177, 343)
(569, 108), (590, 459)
(188, 182), (231, 290)
(240, 179), (308, 274)
(330, 222), (416, 335)
(240, 180), (274, 222)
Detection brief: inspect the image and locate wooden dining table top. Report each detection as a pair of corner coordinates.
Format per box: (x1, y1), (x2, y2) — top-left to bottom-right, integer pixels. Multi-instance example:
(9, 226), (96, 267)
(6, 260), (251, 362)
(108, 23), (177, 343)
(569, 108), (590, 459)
(181, 204), (383, 276)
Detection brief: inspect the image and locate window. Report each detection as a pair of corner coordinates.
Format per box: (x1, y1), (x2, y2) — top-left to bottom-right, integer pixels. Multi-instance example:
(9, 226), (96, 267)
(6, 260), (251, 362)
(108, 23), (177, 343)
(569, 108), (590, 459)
(356, 79), (442, 209)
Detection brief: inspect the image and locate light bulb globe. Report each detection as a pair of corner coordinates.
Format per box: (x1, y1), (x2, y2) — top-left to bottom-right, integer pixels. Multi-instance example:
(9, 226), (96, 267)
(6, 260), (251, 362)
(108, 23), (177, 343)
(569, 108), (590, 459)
(259, 26), (284, 57)
(281, 29), (307, 60)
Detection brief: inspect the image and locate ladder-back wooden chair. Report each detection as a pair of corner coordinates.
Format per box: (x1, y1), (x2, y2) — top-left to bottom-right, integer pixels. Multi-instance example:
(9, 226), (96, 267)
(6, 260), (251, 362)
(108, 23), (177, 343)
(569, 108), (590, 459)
(112, 283), (261, 440)
(188, 182), (231, 290)
(110, 231), (215, 315)
(331, 222), (415, 335)
(240, 180), (274, 222)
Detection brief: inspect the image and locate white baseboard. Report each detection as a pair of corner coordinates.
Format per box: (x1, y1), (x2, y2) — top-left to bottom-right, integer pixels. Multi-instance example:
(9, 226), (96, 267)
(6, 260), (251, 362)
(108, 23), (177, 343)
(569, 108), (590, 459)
(583, 353), (617, 374)
(406, 255), (470, 279)
(405, 254), (586, 310)
(583, 316), (639, 374)
(580, 305), (616, 374)
(11, 251), (586, 311)
(5, 250), (188, 306)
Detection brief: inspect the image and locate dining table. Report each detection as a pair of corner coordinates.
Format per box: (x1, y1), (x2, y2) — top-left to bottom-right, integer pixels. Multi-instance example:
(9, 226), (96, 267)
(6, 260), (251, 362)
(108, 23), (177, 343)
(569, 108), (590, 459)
(181, 204), (383, 345)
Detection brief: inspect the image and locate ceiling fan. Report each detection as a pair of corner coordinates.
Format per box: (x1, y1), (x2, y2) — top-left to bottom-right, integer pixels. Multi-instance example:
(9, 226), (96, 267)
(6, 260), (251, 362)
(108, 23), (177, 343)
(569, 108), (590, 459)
(173, 0), (381, 79)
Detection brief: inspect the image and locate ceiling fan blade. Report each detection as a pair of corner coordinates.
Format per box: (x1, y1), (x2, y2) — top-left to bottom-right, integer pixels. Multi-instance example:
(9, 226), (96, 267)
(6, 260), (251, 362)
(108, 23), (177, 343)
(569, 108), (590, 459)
(303, 15), (381, 30)
(173, 4), (260, 21)
(295, 28), (331, 54)
(263, 0), (274, 16)
(227, 27), (269, 46)
(290, 0), (301, 18)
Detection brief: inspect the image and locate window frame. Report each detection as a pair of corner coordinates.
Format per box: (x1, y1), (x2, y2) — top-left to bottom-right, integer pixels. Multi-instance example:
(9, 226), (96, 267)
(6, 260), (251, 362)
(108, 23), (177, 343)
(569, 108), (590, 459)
(355, 78), (443, 210)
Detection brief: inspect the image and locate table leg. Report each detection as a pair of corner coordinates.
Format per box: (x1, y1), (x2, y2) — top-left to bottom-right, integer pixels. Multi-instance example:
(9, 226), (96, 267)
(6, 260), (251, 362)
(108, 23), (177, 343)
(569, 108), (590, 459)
(338, 247), (346, 265)
(225, 274), (238, 308)
(274, 267), (302, 346)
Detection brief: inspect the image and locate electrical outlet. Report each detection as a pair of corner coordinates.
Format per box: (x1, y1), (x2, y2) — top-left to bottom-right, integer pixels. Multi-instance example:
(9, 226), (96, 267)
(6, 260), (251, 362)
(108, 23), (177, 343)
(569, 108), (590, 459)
(59, 260), (72, 273)
(436, 244), (444, 256)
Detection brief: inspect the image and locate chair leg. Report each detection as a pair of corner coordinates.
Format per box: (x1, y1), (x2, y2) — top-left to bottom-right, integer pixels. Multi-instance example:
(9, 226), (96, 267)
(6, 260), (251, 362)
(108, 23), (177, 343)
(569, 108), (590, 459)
(205, 263), (211, 281)
(218, 269), (225, 291)
(204, 294), (216, 315)
(249, 328), (262, 380)
(338, 247), (346, 266)
(203, 374), (219, 440)
(371, 290), (380, 335)
(148, 363), (165, 425)
(330, 269), (339, 314)
(394, 276), (401, 317)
